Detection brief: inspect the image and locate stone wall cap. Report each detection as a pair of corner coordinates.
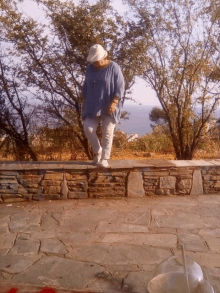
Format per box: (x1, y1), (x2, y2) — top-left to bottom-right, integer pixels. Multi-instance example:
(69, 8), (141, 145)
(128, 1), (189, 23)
(171, 160), (216, 167)
(0, 163), (41, 170)
(170, 160), (194, 167)
(189, 160), (215, 166)
(126, 160), (155, 168)
(145, 159), (175, 167)
(39, 161), (88, 170)
(0, 159), (219, 171)
(0, 161), (90, 170)
(208, 160), (220, 166)
(108, 160), (133, 169)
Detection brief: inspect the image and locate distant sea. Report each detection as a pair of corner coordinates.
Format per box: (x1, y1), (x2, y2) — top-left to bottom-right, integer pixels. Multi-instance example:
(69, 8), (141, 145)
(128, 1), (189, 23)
(117, 105), (154, 136)
(117, 105), (220, 136)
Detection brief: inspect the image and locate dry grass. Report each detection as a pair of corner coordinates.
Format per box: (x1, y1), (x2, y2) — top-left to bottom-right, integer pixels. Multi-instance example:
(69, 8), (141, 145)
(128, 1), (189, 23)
(111, 149), (175, 160)
(2, 149), (220, 161)
(1, 131), (220, 161)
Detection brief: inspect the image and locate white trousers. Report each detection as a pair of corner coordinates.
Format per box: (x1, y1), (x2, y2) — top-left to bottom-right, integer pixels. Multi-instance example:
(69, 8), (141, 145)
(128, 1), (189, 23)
(84, 116), (116, 160)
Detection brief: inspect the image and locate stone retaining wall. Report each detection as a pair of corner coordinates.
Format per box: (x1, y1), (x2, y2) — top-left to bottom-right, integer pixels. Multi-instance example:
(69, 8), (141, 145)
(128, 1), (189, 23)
(1, 159), (220, 202)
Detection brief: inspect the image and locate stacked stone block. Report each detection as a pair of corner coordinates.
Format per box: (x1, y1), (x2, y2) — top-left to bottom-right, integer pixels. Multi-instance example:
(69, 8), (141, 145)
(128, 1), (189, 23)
(143, 168), (194, 196)
(17, 172), (43, 200)
(0, 171), (28, 203)
(0, 162), (219, 203)
(0, 171), (89, 202)
(127, 171), (145, 197)
(157, 175), (176, 195)
(143, 170), (159, 196)
(175, 168), (193, 195)
(88, 171), (127, 198)
(65, 172), (88, 199)
(41, 172), (63, 200)
(39, 171), (88, 200)
(202, 167), (220, 194)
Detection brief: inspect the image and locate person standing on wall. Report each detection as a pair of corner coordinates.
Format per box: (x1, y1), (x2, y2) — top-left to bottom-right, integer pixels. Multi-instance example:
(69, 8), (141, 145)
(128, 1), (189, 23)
(82, 44), (125, 167)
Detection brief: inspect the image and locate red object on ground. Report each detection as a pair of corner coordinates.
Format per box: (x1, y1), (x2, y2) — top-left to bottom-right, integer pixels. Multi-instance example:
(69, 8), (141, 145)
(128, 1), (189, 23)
(40, 289), (57, 293)
(7, 289), (19, 293)
(1, 283), (100, 293)
(6, 288), (57, 293)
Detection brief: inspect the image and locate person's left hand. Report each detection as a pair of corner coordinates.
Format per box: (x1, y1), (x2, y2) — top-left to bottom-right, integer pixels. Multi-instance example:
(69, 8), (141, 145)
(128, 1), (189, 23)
(108, 98), (119, 114)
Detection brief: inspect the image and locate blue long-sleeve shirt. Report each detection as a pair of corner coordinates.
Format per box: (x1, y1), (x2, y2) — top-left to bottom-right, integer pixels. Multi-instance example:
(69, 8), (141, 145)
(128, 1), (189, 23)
(82, 61), (125, 124)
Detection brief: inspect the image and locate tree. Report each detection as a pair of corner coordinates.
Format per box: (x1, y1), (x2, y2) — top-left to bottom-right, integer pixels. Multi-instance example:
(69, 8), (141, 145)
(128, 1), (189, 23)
(149, 107), (168, 129)
(0, 0), (148, 159)
(126, 0), (220, 159)
(0, 48), (37, 161)
(207, 0), (220, 81)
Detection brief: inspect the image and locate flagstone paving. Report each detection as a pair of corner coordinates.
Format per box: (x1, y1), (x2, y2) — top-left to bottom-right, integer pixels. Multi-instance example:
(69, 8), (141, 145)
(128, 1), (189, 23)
(0, 195), (220, 292)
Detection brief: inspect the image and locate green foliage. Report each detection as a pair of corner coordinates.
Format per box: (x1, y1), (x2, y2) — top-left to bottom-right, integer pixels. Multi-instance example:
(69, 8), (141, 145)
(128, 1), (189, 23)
(0, 53), (37, 161)
(33, 124), (80, 154)
(0, 0), (149, 159)
(125, 129), (173, 154)
(113, 130), (128, 149)
(126, 0), (220, 159)
(149, 107), (168, 128)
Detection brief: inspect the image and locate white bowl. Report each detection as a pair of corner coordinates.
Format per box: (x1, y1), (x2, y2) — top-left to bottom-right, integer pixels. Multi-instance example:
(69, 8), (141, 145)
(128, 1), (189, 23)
(148, 273), (215, 293)
(148, 272), (199, 293)
(148, 255), (205, 293)
(153, 255), (203, 281)
(197, 280), (215, 293)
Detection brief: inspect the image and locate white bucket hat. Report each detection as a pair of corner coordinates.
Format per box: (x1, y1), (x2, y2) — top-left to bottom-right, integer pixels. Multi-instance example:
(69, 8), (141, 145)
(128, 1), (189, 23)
(87, 44), (107, 62)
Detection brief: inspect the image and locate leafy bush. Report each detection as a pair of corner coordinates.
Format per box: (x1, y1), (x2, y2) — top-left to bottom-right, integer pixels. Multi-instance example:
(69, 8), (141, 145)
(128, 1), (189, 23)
(112, 126), (173, 154)
(126, 133), (173, 154)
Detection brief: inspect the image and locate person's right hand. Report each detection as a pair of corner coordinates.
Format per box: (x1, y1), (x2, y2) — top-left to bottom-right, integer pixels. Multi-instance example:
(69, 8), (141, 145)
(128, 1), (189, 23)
(108, 102), (117, 114)
(107, 97), (119, 114)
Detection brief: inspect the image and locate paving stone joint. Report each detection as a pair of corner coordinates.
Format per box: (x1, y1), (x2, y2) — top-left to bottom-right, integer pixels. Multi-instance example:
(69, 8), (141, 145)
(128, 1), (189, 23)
(0, 195), (220, 292)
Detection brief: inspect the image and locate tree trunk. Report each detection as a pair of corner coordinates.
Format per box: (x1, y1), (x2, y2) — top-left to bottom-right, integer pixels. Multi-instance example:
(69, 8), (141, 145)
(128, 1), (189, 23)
(14, 140), (37, 161)
(175, 146), (193, 160)
(172, 137), (194, 160)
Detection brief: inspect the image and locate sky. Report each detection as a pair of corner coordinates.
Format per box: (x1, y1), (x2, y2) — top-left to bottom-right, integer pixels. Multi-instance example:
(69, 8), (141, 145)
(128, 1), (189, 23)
(18, 0), (160, 106)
